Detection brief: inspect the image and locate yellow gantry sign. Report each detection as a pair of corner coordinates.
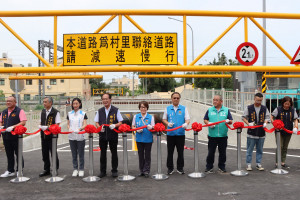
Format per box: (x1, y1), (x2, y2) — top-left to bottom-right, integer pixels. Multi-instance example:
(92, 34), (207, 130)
(63, 33), (178, 66)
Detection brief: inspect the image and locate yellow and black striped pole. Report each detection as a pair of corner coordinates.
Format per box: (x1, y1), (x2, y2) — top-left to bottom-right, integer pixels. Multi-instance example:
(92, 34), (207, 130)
(262, 72), (267, 93)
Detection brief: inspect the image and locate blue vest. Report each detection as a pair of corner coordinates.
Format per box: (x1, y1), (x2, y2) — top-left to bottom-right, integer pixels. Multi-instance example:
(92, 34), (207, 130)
(207, 106), (229, 137)
(166, 104), (185, 136)
(134, 113), (153, 143)
(247, 104), (267, 137)
(1, 106), (21, 140)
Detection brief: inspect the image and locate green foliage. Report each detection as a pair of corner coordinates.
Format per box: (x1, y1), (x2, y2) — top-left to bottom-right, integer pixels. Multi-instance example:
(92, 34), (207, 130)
(178, 53), (241, 89)
(0, 90), (4, 97)
(139, 72), (176, 93)
(89, 78), (110, 90)
(34, 104), (44, 110)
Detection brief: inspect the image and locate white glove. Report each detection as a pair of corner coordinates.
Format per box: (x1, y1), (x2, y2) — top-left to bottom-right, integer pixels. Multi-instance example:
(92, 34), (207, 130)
(293, 127), (298, 134)
(147, 125), (153, 130)
(100, 126), (105, 132)
(248, 122), (254, 126)
(6, 126), (14, 132)
(73, 129), (80, 134)
(39, 125), (49, 131)
(208, 122), (215, 129)
(263, 123), (267, 128)
(225, 119), (230, 124)
(248, 122), (255, 129)
(168, 123), (174, 127)
(0, 126), (4, 129)
(182, 123), (188, 129)
(109, 124), (116, 130)
(137, 129), (143, 133)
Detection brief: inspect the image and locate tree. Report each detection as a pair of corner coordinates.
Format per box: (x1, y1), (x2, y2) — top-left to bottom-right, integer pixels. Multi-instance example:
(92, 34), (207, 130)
(139, 72), (176, 93)
(194, 53), (241, 89)
(89, 78), (110, 90)
(175, 53), (241, 89)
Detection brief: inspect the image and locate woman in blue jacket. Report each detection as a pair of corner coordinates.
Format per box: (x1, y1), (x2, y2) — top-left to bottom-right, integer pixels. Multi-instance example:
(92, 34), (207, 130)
(132, 101), (155, 178)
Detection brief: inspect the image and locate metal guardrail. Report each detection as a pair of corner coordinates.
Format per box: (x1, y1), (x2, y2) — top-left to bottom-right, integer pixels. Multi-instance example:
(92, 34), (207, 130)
(182, 88), (299, 114)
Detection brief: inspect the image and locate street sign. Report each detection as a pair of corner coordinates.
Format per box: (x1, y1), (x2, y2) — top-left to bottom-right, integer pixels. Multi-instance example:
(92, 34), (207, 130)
(290, 45), (300, 64)
(10, 80), (25, 92)
(63, 33), (178, 66)
(236, 42), (259, 66)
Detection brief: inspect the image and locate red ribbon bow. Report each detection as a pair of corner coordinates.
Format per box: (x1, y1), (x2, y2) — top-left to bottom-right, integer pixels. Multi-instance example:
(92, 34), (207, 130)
(118, 124), (131, 133)
(233, 122), (244, 129)
(11, 125), (27, 135)
(84, 124), (97, 133)
(48, 124), (61, 135)
(192, 122), (202, 132)
(273, 120), (285, 130)
(154, 123), (166, 132)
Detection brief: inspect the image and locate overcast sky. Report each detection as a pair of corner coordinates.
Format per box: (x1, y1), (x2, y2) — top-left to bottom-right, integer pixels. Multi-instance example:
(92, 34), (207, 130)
(0, 0), (299, 83)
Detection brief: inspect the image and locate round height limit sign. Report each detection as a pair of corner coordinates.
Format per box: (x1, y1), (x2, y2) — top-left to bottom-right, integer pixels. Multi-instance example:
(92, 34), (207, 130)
(236, 42), (259, 66)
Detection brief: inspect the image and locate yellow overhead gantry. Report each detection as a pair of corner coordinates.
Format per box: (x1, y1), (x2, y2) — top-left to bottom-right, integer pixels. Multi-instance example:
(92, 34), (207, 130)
(263, 74), (300, 79)
(0, 9), (299, 77)
(8, 75), (103, 80)
(138, 74), (232, 78)
(0, 66), (299, 74)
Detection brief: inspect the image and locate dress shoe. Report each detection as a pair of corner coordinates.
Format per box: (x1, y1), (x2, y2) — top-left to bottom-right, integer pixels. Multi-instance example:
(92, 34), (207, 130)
(144, 173), (149, 178)
(39, 170), (50, 177)
(98, 172), (106, 178)
(138, 173), (145, 177)
(112, 171), (118, 177)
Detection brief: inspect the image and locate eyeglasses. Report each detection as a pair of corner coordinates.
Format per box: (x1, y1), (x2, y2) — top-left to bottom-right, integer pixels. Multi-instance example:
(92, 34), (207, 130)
(140, 106), (147, 109)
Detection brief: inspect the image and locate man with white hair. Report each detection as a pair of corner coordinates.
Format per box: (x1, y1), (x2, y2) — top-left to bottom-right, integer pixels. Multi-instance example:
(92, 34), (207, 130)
(0, 96), (27, 177)
(39, 96), (61, 177)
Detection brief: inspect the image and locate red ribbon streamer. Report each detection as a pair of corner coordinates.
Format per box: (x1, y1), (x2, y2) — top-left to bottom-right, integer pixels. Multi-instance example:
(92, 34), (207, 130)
(184, 145), (194, 150)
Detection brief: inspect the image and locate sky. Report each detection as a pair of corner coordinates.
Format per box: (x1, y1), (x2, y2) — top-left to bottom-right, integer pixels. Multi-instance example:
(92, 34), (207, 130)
(0, 0), (299, 83)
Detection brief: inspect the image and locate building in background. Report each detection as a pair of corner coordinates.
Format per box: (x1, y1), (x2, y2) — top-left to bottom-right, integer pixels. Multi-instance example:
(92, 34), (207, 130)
(110, 74), (139, 92)
(0, 53), (91, 99)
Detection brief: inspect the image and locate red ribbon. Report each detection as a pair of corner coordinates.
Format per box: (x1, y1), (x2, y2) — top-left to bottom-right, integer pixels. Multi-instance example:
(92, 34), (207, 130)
(226, 123), (263, 130)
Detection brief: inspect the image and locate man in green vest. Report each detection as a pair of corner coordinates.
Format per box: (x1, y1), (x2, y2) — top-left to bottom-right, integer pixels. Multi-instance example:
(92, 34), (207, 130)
(204, 95), (233, 173)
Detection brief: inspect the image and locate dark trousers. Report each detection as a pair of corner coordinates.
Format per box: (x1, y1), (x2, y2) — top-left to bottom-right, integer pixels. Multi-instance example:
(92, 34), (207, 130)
(136, 142), (152, 174)
(206, 136), (228, 170)
(41, 138), (59, 171)
(99, 139), (118, 173)
(167, 135), (185, 170)
(3, 139), (24, 173)
(275, 133), (292, 163)
(69, 140), (85, 170)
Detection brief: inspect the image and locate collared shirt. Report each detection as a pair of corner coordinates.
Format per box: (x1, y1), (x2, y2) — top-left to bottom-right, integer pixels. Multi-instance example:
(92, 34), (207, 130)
(41, 107), (62, 124)
(0, 107), (27, 123)
(162, 105), (190, 120)
(94, 105), (123, 122)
